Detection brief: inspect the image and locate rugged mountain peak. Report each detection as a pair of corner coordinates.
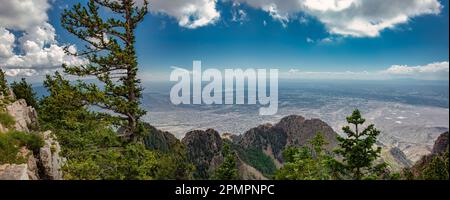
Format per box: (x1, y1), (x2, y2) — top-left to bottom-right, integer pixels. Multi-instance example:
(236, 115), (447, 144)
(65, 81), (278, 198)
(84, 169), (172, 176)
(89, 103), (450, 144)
(182, 129), (224, 179)
(143, 123), (181, 153)
(276, 115), (306, 126)
(432, 132), (449, 155)
(233, 115), (340, 177)
(274, 115), (338, 149)
(409, 132), (449, 179)
(238, 115), (338, 162)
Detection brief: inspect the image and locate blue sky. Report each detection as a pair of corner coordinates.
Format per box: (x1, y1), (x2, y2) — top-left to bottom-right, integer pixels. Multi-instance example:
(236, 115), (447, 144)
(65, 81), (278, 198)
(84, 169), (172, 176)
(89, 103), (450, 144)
(1, 0), (449, 81)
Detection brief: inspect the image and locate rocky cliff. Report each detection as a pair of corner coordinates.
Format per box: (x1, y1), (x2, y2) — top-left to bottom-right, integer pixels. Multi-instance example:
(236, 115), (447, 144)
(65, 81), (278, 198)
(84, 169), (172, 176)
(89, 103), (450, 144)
(182, 129), (224, 179)
(238, 115), (339, 163)
(409, 132), (449, 178)
(5, 99), (39, 133)
(431, 132), (449, 155)
(0, 90), (63, 180)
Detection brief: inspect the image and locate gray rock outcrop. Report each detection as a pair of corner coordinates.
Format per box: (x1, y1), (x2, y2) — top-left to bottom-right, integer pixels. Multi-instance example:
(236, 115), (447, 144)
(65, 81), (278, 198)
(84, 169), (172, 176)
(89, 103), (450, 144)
(5, 99), (39, 132)
(39, 131), (64, 180)
(0, 89), (63, 180)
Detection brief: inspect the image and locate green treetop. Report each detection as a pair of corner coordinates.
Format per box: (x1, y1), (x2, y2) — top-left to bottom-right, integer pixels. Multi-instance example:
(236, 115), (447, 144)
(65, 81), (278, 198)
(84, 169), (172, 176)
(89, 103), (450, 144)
(61, 0), (149, 142)
(0, 69), (10, 97)
(212, 143), (239, 180)
(11, 78), (38, 108)
(333, 109), (386, 180)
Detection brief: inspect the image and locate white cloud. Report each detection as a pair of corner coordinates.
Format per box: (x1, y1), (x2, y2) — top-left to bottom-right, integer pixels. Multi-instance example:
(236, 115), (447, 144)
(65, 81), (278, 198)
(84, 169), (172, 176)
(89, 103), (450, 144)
(4, 69), (37, 77)
(288, 68), (300, 74)
(232, 9), (248, 24)
(283, 69), (373, 80)
(284, 61), (449, 80)
(0, 0), (85, 77)
(149, 0), (220, 29)
(0, 28), (15, 58)
(298, 16), (309, 24)
(0, 0), (50, 31)
(233, 0), (442, 37)
(383, 61), (449, 80)
(320, 37), (333, 43)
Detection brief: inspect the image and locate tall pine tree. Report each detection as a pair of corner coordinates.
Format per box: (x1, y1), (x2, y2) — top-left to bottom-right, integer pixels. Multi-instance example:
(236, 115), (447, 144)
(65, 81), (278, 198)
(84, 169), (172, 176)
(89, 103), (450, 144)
(61, 0), (149, 142)
(333, 109), (386, 180)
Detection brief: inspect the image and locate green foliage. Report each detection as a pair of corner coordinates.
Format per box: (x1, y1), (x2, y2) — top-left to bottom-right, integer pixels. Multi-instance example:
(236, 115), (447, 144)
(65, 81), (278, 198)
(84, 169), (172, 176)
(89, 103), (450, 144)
(332, 109), (386, 180)
(0, 112), (15, 128)
(152, 149), (195, 180)
(45, 115), (161, 180)
(237, 146), (277, 177)
(63, 143), (158, 180)
(422, 150), (449, 180)
(0, 69), (9, 97)
(212, 143), (239, 180)
(39, 72), (96, 131)
(0, 131), (44, 164)
(275, 133), (334, 180)
(10, 78), (39, 108)
(39, 71), (192, 180)
(400, 150), (449, 180)
(61, 0), (149, 142)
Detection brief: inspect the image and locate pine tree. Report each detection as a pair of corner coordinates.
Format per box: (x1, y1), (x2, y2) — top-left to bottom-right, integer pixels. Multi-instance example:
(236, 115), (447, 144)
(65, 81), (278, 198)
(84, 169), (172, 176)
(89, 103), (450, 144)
(61, 0), (149, 142)
(0, 69), (10, 97)
(11, 78), (38, 108)
(212, 143), (239, 180)
(333, 109), (385, 180)
(39, 72), (90, 130)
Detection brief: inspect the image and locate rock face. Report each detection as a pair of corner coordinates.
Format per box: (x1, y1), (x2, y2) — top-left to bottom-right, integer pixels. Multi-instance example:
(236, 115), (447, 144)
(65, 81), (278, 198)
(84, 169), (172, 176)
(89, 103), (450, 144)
(432, 132), (449, 155)
(410, 132), (449, 178)
(39, 131), (64, 180)
(144, 123), (181, 153)
(0, 164), (30, 180)
(0, 90), (63, 180)
(178, 115), (339, 179)
(275, 115), (338, 149)
(5, 99), (39, 132)
(0, 147), (39, 180)
(182, 129), (224, 179)
(238, 115), (339, 162)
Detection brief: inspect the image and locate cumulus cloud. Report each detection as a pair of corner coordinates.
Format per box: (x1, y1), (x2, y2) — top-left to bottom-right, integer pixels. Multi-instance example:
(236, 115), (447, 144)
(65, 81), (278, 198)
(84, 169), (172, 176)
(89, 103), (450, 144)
(232, 0), (442, 37)
(0, 0), (50, 30)
(149, 0), (220, 29)
(0, 0), (85, 77)
(383, 61), (449, 80)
